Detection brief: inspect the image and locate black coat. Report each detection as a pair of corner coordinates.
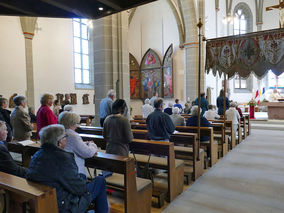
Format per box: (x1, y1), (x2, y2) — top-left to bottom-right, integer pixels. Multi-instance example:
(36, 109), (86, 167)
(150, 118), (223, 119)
(0, 108), (12, 142)
(0, 142), (27, 178)
(26, 143), (91, 213)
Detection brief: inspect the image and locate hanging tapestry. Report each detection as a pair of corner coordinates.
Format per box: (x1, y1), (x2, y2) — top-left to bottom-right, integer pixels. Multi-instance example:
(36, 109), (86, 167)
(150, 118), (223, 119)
(162, 44), (174, 98)
(129, 53), (140, 99)
(205, 28), (284, 79)
(140, 49), (162, 99)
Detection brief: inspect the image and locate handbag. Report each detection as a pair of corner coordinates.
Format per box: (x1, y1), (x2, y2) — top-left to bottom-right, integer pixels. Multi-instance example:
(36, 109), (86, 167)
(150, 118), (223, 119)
(132, 152), (155, 183)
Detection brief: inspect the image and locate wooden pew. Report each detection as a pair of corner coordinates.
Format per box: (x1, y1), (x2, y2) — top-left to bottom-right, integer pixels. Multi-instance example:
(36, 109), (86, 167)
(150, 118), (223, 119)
(175, 126), (218, 167)
(77, 126), (204, 182)
(210, 123), (228, 157)
(80, 115), (94, 126)
(133, 115), (145, 120)
(208, 120), (236, 149)
(7, 142), (152, 213)
(86, 152), (152, 213)
(130, 119), (146, 124)
(0, 171), (58, 213)
(80, 134), (184, 203)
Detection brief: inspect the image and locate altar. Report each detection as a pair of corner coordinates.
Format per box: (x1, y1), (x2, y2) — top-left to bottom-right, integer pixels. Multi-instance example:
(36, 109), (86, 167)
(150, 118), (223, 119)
(260, 102), (284, 119)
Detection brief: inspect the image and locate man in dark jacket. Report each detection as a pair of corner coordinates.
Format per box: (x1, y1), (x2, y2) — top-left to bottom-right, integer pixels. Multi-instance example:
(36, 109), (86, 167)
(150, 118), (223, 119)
(0, 98), (12, 142)
(146, 98), (175, 141)
(0, 121), (27, 178)
(26, 124), (108, 213)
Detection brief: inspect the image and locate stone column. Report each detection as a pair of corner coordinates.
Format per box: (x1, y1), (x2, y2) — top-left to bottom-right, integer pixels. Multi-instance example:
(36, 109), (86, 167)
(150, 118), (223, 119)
(20, 17), (37, 107)
(91, 12), (129, 125)
(180, 0), (205, 101)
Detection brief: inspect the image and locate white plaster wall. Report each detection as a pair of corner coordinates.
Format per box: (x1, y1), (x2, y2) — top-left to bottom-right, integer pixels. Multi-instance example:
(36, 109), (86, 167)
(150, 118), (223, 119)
(33, 18), (95, 115)
(129, 0), (184, 116)
(263, 0), (279, 30)
(0, 17), (26, 102)
(0, 16), (95, 115)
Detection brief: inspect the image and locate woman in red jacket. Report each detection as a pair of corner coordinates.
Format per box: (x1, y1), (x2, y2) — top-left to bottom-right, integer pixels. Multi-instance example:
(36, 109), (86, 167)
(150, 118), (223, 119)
(36, 94), (57, 138)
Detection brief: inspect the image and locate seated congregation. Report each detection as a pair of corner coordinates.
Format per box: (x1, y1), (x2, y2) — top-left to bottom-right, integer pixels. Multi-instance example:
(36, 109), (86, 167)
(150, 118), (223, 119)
(0, 89), (249, 212)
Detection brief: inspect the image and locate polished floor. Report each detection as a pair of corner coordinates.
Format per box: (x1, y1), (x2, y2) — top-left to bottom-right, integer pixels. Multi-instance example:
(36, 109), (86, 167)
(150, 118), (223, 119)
(163, 129), (284, 213)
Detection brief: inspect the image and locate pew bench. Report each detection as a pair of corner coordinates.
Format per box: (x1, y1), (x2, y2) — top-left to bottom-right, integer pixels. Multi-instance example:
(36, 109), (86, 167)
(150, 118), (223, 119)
(210, 123), (228, 158)
(80, 134), (184, 203)
(0, 171), (58, 213)
(78, 126), (204, 183)
(7, 142), (152, 213)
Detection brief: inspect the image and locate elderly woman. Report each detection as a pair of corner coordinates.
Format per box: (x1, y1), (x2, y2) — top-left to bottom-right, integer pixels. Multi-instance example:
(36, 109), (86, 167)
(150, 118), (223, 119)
(0, 97), (12, 142)
(0, 121), (27, 178)
(58, 111), (98, 177)
(186, 106), (211, 142)
(103, 99), (133, 156)
(26, 124), (108, 213)
(36, 93), (58, 138)
(170, 107), (185, 127)
(10, 95), (33, 141)
(164, 102), (173, 115)
(225, 102), (240, 133)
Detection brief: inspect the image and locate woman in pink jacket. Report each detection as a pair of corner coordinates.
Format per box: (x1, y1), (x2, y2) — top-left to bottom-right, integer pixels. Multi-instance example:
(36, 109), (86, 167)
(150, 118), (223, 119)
(36, 94), (58, 138)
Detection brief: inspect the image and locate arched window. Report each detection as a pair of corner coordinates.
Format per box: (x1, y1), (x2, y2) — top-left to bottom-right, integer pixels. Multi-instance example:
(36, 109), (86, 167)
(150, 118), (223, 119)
(233, 3), (253, 91)
(73, 18), (93, 89)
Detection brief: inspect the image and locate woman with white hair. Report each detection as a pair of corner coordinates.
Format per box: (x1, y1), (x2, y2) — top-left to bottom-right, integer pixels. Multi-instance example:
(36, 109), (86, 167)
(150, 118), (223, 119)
(142, 98), (153, 118)
(63, 104), (73, 112)
(186, 106), (211, 142)
(36, 93), (58, 138)
(26, 124), (109, 213)
(225, 102), (240, 133)
(58, 111), (98, 177)
(10, 95), (33, 141)
(0, 120), (27, 178)
(170, 107), (185, 127)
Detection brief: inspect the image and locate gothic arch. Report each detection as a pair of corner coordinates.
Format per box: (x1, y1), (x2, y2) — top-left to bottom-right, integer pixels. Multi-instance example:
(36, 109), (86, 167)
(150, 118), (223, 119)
(233, 2), (253, 33)
(128, 0), (185, 45)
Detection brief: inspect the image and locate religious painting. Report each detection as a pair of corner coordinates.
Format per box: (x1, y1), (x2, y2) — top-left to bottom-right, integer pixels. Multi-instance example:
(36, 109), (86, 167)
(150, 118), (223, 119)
(82, 94), (89, 104)
(162, 44), (174, 98)
(140, 49), (162, 99)
(129, 53), (140, 99)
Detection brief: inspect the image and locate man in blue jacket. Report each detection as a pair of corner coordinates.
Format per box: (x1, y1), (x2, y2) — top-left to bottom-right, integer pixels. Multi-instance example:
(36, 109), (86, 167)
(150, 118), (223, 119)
(146, 98), (175, 141)
(194, 92), (209, 116)
(26, 124), (108, 213)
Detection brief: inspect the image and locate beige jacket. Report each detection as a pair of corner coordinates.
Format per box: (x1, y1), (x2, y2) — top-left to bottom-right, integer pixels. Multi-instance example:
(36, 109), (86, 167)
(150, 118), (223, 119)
(11, 106), (33, 141)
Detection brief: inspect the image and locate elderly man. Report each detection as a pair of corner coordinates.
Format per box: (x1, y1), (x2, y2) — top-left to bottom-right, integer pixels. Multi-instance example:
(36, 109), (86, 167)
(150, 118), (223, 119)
(0, 121), (27, 178)
(10, 95), (33, 141)
(99, 89), (115, 127)
(204, 105), (220, 120)
(170, 107), (185, 127)
(164, 102), (173, 115)
(0, 97), (12, 142)
(26, 124), (109, 213)
(142, 98), (153, 118)
(146, 98), (175, 141)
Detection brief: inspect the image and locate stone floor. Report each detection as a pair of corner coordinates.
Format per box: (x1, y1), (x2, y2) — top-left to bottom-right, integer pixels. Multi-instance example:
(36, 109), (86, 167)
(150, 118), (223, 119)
(163, 129), (284, 213)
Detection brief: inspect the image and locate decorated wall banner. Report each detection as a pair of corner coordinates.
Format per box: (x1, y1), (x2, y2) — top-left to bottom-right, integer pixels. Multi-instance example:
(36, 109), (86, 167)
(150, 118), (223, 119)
(205, 28), (284, 79)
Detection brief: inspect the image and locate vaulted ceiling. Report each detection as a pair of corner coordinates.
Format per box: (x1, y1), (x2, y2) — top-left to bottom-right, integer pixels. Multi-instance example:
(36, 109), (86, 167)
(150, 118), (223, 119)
(0, 0), (157, 19)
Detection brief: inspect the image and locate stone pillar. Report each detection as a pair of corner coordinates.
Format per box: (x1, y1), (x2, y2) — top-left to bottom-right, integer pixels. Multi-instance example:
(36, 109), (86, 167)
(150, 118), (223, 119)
(20, 17), (37, 107)
(180, 0), (205, 101)
(91, 12), (129, 125)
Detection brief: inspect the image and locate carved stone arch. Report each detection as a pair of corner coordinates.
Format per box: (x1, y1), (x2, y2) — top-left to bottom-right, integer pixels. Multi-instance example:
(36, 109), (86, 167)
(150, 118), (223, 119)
(163, 44), (174, 98)
(140, 49), (162, 98)
(129, 53), (140, 99)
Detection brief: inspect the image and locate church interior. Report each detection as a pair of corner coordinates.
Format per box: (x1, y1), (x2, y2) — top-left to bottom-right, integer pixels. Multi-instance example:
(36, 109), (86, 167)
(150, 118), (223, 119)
(1, 0), (284, 212)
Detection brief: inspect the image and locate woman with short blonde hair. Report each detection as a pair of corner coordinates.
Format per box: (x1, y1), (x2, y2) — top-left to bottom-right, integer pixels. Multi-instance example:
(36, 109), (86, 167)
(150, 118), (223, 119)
(36, 93), (57, 138)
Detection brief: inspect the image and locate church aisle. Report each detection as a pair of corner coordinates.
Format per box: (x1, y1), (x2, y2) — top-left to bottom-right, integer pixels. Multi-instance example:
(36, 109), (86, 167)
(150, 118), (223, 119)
(163, 129), (284, 213)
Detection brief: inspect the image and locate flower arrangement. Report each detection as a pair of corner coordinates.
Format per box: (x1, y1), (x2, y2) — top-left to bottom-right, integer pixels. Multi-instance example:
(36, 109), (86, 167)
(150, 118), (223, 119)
(248, 99), (256, 107)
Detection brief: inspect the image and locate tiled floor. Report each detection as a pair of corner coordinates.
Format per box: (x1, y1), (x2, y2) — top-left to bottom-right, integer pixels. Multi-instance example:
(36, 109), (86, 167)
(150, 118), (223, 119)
(163, 129), (284, 213)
